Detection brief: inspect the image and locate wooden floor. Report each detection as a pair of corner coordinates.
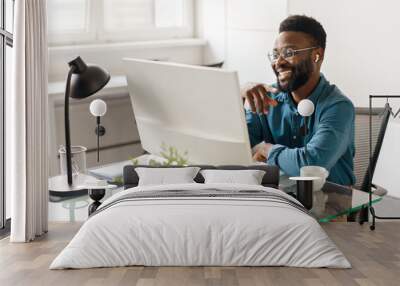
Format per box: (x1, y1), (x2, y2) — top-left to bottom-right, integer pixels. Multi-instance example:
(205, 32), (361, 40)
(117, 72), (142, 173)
(0, 222), (399, 286)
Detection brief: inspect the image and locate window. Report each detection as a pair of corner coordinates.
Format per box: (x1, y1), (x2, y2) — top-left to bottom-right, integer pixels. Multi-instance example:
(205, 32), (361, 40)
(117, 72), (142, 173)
(1, 0), (14, 232)
(47, 0), (194, 46)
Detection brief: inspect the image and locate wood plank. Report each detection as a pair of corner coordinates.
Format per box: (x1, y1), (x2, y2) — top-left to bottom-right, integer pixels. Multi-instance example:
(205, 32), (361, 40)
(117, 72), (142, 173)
(0, 222), (400, 286)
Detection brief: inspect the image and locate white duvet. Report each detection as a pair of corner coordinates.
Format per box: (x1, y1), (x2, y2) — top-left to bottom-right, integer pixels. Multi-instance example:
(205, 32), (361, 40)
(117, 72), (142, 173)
(50, 183), (351, 269)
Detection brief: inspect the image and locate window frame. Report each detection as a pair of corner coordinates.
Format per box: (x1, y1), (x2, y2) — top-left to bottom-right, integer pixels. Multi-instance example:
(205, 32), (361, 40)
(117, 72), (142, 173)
(1, 0), (13, 232)
(48, 0), (194, 46)
(47, 0), (96, 46)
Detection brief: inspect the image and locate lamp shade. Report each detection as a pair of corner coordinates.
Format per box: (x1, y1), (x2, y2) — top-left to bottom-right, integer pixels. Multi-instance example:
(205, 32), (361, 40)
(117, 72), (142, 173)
(68, 57), (110, 99)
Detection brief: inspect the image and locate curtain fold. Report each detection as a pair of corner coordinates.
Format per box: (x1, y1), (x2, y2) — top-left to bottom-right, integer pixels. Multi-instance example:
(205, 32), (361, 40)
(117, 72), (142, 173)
(8, 0), (48, 242)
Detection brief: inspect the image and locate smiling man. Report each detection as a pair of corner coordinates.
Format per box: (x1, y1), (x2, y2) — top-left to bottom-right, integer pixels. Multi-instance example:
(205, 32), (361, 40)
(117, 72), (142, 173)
(244, 15), (355, 185)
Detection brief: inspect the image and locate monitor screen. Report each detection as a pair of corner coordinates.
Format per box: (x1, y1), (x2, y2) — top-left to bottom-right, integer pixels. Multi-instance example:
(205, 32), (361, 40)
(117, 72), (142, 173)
(123, 58), (253, 165)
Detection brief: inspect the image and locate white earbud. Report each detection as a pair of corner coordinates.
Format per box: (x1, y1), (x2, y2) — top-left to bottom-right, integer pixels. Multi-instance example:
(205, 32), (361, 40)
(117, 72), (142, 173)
(315, 54), (320, 63)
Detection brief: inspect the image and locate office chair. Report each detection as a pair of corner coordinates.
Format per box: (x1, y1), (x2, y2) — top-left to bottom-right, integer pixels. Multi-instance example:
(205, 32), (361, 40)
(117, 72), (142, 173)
(352, 106), (391, 223)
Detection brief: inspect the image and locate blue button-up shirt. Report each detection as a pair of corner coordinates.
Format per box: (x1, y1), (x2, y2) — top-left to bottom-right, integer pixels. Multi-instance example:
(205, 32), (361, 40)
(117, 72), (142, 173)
(246, 74), (356, 185)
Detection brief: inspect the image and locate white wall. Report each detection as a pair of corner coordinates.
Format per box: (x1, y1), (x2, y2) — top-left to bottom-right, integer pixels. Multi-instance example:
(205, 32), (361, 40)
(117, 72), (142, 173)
(196, 0), (287, 84)
(224, 0), (287, 84)
(288, 0), (400, 107)
(195, 0), (226, 65)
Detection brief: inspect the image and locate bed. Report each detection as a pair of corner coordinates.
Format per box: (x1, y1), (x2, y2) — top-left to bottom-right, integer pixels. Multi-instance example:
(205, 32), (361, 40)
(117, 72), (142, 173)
(50, 165), (350, 269)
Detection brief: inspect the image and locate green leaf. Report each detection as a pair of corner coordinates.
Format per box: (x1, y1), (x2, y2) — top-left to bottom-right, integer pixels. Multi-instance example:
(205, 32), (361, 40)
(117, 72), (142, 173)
(130, 143), (189, 167)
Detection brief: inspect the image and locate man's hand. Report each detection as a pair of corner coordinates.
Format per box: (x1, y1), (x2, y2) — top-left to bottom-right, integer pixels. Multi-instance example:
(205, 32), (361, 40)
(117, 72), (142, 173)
(252, 143), (274, 162)
(241, 82), (279, 114)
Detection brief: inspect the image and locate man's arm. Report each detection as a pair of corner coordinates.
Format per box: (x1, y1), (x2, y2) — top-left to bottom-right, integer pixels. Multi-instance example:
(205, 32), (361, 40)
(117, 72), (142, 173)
(246, 110), (275, 147)
(241, 83), (279, 147)
(267, 101), (354, 175)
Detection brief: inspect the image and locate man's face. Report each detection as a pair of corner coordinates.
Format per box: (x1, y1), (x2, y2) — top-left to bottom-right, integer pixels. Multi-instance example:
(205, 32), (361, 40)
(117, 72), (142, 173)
(271, 32), (318, 92)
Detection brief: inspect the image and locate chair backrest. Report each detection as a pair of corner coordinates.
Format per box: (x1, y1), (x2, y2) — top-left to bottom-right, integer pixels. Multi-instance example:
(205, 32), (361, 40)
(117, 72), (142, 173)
(354, 106), (391, 191)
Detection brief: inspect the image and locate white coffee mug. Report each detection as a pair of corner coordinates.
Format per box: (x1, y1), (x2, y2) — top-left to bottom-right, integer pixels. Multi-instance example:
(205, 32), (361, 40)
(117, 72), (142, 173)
(300, 166), (329, 191)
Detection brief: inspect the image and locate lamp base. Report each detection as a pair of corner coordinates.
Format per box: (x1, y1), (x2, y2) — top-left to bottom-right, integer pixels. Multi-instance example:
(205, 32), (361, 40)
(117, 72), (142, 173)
(88, 189), (106, 215)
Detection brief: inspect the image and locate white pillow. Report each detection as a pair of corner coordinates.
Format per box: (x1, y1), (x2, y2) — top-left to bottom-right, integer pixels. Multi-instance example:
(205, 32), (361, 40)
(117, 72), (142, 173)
(200, 169), (266, 185)
(136, 167), (201, 186)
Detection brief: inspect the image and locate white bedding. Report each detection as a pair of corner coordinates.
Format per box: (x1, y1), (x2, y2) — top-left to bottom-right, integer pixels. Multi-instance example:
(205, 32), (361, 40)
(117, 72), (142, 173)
(50, 183), (351, 269)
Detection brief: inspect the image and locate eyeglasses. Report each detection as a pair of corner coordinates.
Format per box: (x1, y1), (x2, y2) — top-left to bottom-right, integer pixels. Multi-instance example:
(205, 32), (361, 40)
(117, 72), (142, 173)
(268, 47), (318, 63)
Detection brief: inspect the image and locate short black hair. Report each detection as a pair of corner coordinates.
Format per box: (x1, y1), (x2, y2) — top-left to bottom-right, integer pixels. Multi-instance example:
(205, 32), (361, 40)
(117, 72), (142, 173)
(279, 15), (326, 49)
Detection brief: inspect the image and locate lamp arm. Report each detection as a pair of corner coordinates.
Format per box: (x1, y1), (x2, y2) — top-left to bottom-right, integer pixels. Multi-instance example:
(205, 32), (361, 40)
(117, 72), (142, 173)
(64, 66), (76, 185)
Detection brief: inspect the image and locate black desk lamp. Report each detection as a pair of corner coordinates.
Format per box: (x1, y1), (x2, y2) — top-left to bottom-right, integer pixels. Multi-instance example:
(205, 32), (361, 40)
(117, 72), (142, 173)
(64, 56), (110, 185)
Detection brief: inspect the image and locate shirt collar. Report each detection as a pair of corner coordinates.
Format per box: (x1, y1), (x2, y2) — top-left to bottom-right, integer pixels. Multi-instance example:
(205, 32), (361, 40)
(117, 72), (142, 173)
(273, 73), (327, 107)
(307, 73), (327, 105)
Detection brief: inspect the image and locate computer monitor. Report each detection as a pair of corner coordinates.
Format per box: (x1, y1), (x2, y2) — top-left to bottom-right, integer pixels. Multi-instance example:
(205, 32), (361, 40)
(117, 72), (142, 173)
(123, 58), (253, 165)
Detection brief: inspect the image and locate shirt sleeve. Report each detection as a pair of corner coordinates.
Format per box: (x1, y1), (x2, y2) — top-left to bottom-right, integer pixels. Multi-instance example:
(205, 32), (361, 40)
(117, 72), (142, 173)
(267, 101), (354, 176)
(245, 109), (274, 147)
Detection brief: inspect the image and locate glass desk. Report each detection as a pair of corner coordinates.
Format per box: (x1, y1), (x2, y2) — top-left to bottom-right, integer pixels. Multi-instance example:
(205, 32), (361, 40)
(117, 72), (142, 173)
(49, 175), (382, 223)
(49, 186), (123, 222)
(279, 176), (382, 222)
